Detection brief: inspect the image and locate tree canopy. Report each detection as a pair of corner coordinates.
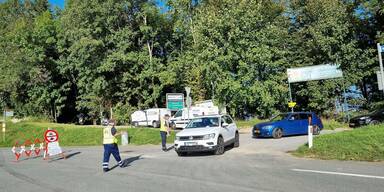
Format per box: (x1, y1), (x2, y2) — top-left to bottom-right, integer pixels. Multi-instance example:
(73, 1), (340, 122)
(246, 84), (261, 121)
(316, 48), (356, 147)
(0, 0), (383, 123)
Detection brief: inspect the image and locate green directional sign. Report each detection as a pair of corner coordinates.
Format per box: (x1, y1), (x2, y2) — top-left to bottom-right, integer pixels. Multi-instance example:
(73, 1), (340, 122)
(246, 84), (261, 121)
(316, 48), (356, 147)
(166, 93), (184, 110)
(167, 102), (184, 110)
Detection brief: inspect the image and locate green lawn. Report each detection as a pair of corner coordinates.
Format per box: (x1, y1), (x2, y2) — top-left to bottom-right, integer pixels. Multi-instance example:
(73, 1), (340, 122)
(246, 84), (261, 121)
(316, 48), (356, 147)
(293, 124), (384, 161)
(0, 121), (175, 147)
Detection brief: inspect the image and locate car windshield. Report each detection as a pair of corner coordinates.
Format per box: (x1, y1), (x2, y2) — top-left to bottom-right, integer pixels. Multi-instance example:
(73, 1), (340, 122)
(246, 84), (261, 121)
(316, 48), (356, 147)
(185, 117), (219, 128)
(270, 113), (289, 122)
(174, 110), (182, 118)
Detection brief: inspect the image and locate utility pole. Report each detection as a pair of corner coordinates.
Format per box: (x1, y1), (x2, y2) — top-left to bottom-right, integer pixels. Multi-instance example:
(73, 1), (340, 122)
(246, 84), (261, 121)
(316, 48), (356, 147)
(185, 87), (191, 119)
(2, 108), (5, 142)
(211, 81), (215, 102)
(377, 43), (384, 95)
(288, 82), (294, 112)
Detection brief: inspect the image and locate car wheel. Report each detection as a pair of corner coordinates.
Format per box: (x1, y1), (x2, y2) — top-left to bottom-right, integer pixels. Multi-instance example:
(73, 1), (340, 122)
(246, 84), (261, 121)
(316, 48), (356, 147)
(214, 136), (225, 155)
(272, 128), (283, 139)
(177, 151), (187, 156)
(152, 121), (159, 128)
(370, 120), (379, 125)
(133, 122), (139, 127)
(313, 126), (320, 135)
(233, 132), (240, 148)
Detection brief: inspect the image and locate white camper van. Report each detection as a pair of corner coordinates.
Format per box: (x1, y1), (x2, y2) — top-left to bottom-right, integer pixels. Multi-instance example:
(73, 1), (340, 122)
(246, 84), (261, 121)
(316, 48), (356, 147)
(131, 108), (171, 128)
(170, 106), (219, 129)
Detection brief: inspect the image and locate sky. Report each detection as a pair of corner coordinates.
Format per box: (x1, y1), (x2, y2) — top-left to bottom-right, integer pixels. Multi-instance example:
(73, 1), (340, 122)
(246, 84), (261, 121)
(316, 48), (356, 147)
(49, 0), (65, 8)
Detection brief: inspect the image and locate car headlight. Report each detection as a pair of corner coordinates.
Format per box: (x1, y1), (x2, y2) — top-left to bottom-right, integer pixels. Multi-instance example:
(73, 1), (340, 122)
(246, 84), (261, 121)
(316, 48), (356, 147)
(262, 125), (274, 130)
(175, 136), (180, 141)
(203, 133), (215, 140)
(359, 116), (370, 120)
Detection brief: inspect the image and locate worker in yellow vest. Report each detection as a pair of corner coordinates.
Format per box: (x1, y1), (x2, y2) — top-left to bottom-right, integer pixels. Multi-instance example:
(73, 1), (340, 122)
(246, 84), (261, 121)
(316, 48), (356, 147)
(160, 114), (171, 151)
(102, 119), (123, 172)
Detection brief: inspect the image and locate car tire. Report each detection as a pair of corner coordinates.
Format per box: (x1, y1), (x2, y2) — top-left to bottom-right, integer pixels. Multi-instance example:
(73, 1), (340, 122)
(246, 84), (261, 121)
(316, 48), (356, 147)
(133, 122), (139, 127)
(152, 121), (159, 128)
(272, 128), (283, 139)
(214, 136), (225, 155)
(177, 151), (187, 156)
(370, 120), (379, 125)
(313, 126), (320, 135)
(233, 132), (240, 148)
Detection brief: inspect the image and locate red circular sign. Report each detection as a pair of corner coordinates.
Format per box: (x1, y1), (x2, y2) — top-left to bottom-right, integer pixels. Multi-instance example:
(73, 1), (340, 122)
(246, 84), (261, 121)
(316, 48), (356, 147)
(44, 130), (59, 143)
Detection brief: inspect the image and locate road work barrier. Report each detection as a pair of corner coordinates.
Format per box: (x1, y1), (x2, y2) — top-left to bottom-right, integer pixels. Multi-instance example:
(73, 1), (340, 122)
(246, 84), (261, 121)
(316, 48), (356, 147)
(10, 128), (66, 162)
(11, 138), (45, 162)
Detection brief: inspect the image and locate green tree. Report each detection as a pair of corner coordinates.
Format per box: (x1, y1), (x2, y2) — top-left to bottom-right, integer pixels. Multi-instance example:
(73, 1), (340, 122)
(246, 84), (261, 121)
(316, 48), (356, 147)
(289, 0), (374, 114)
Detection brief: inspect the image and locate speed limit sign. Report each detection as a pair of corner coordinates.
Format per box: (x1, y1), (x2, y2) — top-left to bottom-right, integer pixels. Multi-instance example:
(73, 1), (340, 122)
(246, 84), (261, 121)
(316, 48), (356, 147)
(44, 130), (59, 143)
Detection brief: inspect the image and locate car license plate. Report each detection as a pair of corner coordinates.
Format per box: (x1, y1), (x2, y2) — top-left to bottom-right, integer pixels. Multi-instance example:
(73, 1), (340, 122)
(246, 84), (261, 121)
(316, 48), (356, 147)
(184, 142), (197, 146)
(254, 130), (260, 133)
(349, 123), (355, 126)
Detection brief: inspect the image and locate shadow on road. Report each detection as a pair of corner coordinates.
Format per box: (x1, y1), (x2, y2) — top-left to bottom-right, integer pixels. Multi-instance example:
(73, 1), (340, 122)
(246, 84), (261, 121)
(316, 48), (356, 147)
(108, 155), (142, 171)
(165, 145), (174, 152)
(252, 134), (307, 140)
(49, 151), (81, 163)
(17, 155), (44, 162)
(120, 150), (134, 154)
(180, 146), (235, 157)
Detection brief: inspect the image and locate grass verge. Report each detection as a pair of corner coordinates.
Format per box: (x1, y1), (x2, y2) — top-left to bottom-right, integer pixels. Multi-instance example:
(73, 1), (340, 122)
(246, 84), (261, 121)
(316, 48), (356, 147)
(0, 121), (175, 147)
(236, 118), (266, 129)
(293, 124), (384, 161)
(321, 119), (347, 130)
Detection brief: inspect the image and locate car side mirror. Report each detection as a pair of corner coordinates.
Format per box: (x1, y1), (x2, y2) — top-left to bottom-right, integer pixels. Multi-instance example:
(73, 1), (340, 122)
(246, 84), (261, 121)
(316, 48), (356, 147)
(222, 123), (229, 128)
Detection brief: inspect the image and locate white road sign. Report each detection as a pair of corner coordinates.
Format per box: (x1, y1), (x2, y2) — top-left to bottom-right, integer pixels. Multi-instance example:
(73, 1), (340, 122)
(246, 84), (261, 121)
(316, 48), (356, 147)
(287, 64), (343, 83)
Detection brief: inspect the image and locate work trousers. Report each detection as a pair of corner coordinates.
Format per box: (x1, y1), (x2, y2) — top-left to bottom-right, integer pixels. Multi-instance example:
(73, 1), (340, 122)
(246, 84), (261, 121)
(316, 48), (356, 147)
(160, 131), (167, 148)
(102, 143), (122, 168)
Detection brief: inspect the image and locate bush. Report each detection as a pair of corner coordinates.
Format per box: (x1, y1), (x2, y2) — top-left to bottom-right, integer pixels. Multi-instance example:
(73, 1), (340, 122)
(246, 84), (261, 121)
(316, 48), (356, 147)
(114, 102), (137, 125)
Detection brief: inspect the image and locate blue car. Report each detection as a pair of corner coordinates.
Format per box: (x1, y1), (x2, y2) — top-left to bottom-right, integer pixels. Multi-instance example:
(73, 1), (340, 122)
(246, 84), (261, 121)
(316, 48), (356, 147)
(252, 112), (323, 139)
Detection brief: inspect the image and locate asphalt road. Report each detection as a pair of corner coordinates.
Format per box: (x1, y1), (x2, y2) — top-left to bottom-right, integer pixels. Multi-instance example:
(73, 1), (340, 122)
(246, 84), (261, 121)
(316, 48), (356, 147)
(1, 131), (383, 192)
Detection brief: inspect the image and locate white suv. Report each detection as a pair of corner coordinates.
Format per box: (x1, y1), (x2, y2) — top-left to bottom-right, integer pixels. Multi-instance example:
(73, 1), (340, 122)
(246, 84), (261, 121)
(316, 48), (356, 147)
(174, 115), (239, 156)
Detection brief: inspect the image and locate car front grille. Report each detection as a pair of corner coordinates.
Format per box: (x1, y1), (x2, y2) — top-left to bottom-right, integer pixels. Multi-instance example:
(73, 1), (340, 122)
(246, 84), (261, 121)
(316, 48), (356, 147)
(178, 145), (205, 150)
(179, 136), (204, 141)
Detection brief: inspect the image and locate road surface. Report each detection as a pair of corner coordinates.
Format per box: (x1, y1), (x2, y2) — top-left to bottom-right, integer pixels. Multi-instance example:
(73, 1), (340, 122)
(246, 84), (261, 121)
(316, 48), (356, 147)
(1, 132), (383, 192)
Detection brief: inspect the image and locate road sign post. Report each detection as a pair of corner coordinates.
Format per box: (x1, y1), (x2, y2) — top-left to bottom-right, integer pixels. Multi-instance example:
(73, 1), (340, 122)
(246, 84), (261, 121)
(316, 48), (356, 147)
(377, 43), (384, 95)
(2, 121), (5, 142)
(288, 82), (294, 112)
(308, 125), (313, 148)
(308, 116), (313, 149)
(2, 109), (5, 142)
(185, 87), (191, 119)
(377, 71), (383, 90)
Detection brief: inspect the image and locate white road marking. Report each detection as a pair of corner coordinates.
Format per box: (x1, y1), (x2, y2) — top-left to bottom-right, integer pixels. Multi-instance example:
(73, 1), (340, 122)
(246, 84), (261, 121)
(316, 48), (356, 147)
(292, 169), (384, 180)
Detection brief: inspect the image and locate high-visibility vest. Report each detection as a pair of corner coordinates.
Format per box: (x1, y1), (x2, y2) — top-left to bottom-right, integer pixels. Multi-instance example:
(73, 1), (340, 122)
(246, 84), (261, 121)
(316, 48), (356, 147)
(160, 119), (168, 132)
(103, 126), (117, 144)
